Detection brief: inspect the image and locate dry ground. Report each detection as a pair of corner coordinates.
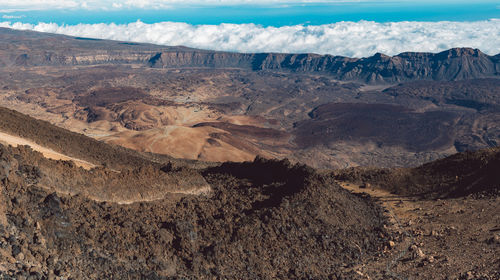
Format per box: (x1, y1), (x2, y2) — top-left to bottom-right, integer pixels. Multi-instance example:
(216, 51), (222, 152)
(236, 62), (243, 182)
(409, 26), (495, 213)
(0, 131), (95, 170)
(339, 181), (500, 280)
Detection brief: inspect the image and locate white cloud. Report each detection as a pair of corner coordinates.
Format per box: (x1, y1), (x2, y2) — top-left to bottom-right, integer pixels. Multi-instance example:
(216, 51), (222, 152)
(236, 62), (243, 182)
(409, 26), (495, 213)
(1, 20), (499, 57)
(0, 0), (493, 11)
(0, 0), (364, 11)
(1, 14), (24, 19)
(0, 0), (80, 11)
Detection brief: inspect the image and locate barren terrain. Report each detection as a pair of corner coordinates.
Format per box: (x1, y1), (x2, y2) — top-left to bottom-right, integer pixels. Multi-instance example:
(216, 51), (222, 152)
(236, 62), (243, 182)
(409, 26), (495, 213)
(1, 28), (500, 168)
(0, 114), (497, 279)
(0, 131), (95, 170)
(338, 181), (499, 279)
(0, 140), (390, 279)
(0, 28), (498, 279)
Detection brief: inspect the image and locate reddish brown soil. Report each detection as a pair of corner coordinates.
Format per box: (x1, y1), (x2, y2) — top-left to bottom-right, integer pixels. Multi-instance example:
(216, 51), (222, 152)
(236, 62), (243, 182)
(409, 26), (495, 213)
(0, 28), (498, 279)
(0, 106), (187, 170)
(2, 28), (500, 169)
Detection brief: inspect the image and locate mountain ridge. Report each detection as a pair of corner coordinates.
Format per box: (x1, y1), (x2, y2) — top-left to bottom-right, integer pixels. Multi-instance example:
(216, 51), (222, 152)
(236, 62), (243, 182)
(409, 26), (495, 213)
(1, 27), (499, 83)
(1, 27), (500, 169)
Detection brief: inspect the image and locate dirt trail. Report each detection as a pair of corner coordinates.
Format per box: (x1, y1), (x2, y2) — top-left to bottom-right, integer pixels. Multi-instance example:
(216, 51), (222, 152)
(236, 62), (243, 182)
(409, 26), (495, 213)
(338, 181), (500, 279)
(339, 181), (417, 214)
(0, 131), (95, 170)
(339, 181), (416, 279)
(0, 190), (6, 226)
(109, 185), (212, 205)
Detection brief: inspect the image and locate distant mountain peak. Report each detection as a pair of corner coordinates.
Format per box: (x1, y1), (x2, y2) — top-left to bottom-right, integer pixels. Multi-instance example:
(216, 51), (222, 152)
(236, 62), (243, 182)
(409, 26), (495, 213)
(438, 47), (484, 58)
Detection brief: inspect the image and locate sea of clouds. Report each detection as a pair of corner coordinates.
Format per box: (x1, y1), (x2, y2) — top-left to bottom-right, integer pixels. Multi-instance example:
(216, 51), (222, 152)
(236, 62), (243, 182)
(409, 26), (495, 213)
(1, 20), (499, 57)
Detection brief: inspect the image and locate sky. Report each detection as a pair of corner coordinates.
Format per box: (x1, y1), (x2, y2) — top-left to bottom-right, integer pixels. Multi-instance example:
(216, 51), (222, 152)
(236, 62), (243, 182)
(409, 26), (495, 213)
(1, 0), (500, 57)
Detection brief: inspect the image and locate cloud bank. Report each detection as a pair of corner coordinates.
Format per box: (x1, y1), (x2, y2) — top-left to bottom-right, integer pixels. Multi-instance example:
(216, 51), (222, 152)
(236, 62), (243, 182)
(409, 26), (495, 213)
(1, 20), (499, 57)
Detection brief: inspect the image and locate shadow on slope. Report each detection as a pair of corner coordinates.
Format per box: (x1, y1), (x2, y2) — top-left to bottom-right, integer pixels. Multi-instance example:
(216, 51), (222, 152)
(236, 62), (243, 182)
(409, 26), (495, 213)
(334, 147), (500, 198)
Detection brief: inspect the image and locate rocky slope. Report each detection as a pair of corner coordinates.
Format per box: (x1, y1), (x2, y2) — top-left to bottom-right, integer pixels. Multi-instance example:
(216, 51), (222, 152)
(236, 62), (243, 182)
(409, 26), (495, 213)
(1, 27), (499, 83)
(0, 118), (497, 279)
(0, 143), (389, 279)
(0, 106), (391, 278)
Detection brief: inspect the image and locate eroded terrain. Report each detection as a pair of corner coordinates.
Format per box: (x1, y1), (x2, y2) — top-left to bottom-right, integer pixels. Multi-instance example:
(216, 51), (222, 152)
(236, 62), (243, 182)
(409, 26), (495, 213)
(0, 110), (497, 279)
(0, 27), (499, 279)
(1, 28), (500, 168)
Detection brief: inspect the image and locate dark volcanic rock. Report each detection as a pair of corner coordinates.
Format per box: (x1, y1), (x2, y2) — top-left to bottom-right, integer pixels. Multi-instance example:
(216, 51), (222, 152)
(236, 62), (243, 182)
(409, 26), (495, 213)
(383, 78), (500, 110)
(0, 145), (389, 279)
(294, 103), (458, 152)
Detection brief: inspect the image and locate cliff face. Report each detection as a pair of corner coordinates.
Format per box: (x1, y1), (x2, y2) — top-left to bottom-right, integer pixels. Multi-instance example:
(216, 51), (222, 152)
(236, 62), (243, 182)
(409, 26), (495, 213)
(9, 51), (154, 66)
(148, 51), (256, 68)
(1, 27), (499, 83)
(248, 48), (499, 82)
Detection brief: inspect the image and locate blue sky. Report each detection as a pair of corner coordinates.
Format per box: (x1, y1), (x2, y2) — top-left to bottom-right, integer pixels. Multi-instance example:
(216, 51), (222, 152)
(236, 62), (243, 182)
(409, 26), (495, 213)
(1, 1), (499, 11)
(2, 2), (500, 26)
(2, 1), (499, 25)
(1, 1), (499, 57)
